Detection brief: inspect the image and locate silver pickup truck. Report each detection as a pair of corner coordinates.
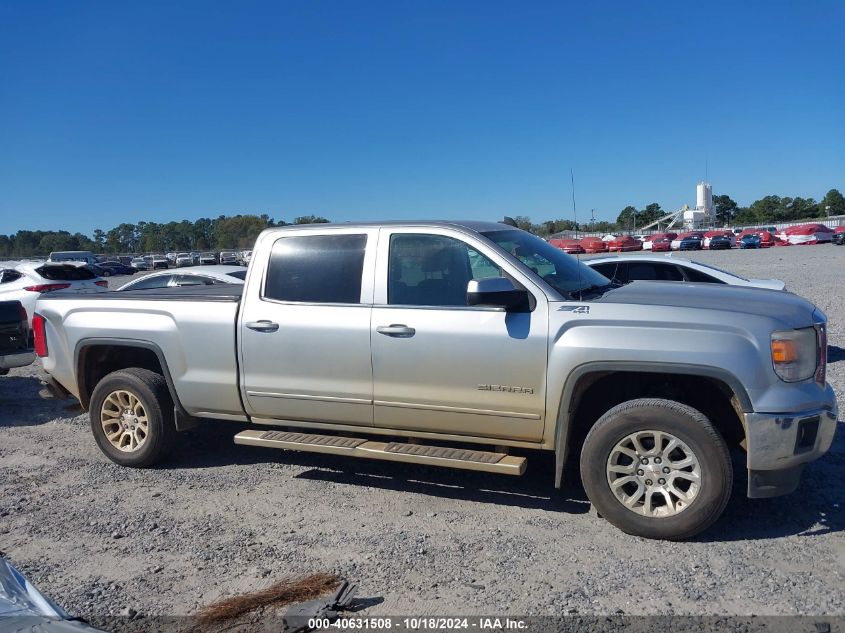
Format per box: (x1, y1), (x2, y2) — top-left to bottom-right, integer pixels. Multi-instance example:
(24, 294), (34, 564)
(34, 221), (838, 539)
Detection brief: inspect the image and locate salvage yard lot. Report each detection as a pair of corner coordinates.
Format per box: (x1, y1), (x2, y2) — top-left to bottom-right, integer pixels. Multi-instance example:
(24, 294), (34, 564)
(1, 245), (843, 619)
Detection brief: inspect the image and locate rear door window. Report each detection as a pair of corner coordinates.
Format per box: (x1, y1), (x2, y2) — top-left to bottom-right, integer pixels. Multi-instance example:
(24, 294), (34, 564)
(1, 270), (22, 284)
(172, 275), (216, 286)
(681, 268), (723, 283)
(589, 262), (624, 282)
(264, 234), (367, 304)
(627, 262), (684, 282)
(35, 265), (96, 281)
(125, 275), (174, 290)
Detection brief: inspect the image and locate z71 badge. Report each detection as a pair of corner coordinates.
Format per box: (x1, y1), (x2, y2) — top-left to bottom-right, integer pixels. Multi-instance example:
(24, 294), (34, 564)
(558, 305), (590, 314)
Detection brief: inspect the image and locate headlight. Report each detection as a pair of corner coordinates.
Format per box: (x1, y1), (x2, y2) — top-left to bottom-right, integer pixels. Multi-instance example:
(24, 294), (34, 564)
(771, 328), (817, 382)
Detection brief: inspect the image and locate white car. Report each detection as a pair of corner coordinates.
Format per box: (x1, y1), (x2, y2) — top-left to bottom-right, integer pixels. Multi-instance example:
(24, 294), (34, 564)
(0, 262), (109, 324)
(586, 255), (786, 290)
(117, 265), (247, 291)
(175, 253), (193, 267)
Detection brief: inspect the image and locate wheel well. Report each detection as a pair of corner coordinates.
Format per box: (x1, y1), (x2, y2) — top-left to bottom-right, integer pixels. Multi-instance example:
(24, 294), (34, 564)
(77, 344), (164, 410)
(566, 371), (746, 461)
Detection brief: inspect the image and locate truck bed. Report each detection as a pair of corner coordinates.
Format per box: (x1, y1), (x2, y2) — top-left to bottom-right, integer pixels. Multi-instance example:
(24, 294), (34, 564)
(36, 285), (245, 418)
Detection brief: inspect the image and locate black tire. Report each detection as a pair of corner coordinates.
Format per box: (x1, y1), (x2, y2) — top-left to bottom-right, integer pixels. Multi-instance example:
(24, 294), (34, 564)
(580, 398), (732, 540)
(89, 368), (177, 467)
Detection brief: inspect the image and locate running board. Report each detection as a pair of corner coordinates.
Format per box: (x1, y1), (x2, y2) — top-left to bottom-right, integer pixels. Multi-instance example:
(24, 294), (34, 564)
(234, 430), (526, 475)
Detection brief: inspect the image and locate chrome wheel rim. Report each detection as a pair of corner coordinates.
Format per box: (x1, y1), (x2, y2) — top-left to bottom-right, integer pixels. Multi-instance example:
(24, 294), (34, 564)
(100, 390), (149, 452)
(606, 430), (701, 517)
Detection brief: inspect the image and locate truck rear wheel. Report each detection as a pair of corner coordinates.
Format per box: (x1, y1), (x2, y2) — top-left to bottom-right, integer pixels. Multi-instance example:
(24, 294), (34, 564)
(89, 368), (177, 467)
(580, 398), (732, 540)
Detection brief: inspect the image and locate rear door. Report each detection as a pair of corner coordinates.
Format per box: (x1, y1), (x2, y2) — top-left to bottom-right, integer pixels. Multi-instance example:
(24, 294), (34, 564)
(370, 227), (548, 442)
(239, 228), (378, 426)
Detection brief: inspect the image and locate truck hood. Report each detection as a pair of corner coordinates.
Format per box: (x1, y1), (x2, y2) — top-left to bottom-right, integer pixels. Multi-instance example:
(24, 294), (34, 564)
(594, 281), (815, 328)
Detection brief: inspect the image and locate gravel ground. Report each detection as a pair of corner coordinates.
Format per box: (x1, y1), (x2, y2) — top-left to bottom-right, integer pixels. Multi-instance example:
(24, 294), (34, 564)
(1, 246), (843, 624)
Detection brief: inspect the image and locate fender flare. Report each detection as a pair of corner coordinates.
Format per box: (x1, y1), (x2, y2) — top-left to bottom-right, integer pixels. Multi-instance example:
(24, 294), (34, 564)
(74, 337), (198, 431)
(553, 361), (753, 488)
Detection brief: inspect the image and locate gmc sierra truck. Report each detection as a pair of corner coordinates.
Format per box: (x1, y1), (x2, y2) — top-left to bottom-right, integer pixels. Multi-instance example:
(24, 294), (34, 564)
(33, 221), (838, 539)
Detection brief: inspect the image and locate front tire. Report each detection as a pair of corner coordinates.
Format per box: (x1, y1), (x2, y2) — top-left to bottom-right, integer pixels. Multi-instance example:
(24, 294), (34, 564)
(580, 398), (732, 540)
(89, 368), (177, 467)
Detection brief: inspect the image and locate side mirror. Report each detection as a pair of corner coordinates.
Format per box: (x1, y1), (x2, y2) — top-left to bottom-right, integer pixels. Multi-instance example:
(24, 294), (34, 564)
(467, 277), (529, 310)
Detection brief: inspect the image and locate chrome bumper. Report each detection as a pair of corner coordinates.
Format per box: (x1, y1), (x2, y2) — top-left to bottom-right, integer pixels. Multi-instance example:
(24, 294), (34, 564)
(744, 399), (839, 498)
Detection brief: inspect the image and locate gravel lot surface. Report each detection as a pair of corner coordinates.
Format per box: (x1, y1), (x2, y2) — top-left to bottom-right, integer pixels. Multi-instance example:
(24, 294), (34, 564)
(1, 246), (843, 623)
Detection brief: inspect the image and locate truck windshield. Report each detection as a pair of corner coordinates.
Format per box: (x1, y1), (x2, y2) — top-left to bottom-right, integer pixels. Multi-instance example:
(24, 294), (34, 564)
(480, 229), (611, 295)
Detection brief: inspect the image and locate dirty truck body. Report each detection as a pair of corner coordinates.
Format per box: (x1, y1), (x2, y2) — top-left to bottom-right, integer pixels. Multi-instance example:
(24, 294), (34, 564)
(35, 221), (837, 539)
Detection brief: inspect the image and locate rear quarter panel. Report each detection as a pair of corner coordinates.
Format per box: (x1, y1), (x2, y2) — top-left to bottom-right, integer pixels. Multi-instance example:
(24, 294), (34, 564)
(37, 298), (242, 417)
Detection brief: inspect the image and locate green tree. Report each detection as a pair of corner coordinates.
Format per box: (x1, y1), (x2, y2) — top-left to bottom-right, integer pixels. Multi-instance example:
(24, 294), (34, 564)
(639, 203), (664, 227)
(293, 215), (330, 224)
(820, 189), (845, 217)
(713, 195), (738, 226)
(616, 206), (638, 231)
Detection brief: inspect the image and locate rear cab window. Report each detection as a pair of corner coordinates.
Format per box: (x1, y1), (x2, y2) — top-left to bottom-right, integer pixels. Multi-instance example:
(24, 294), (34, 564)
(263, 233), (368, 304)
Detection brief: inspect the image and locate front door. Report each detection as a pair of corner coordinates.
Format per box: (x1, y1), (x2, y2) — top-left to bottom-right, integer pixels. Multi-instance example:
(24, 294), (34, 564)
(370, 229), (548, 442)
(239, 228), (378, 426)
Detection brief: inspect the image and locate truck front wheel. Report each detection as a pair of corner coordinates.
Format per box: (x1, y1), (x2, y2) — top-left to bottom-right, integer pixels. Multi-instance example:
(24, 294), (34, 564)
(89, 368), (177, 467)
(580, 398), (732, 540)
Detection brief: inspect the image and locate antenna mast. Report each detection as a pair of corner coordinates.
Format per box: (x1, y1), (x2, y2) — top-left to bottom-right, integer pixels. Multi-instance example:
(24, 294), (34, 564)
(570, 168), (578, 237)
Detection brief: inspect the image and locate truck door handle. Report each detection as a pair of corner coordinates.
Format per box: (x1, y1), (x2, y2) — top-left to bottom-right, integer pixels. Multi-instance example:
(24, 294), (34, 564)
(376, 324), (415, 337)
(245, 320), (279, 333)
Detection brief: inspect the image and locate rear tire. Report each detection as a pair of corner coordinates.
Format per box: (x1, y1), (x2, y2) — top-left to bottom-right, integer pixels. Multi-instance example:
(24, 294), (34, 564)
(580, 398), (732, 540)
(89, 368), (177, 467)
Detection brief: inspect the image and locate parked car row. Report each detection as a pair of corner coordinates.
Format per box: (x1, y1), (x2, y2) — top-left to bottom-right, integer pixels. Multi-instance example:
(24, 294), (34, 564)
(550, 222), (843, 255)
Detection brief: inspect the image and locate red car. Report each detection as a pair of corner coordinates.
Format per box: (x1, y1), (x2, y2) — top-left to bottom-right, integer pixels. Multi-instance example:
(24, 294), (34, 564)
(606, 235), (643, 252)
(549, 238), (585, 254)
(650, 237), (672, 252)
(643, 232), (677, 250)
(780, 223), (835, 245)
(579, 237), (608, 254)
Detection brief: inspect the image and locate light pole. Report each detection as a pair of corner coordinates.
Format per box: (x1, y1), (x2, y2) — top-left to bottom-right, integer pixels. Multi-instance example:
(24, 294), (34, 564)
(826, 205), (831, 218)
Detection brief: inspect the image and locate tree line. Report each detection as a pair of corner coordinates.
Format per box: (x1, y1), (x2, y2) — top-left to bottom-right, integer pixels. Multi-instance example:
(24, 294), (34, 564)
(0, 214), (329, 259)
(1, 189), (842, 258)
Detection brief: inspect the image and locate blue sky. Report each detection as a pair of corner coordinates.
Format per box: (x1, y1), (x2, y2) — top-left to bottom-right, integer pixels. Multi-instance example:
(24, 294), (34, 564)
(1, 1), (842, 235)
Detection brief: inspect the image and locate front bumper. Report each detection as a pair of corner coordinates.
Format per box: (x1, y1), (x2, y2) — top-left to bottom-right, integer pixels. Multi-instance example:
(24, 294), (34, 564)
(0, 349), (36, 371)
(744, 396), (839, 498)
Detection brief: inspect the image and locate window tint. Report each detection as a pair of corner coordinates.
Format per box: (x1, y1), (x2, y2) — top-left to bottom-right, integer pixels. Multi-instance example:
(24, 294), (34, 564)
(1, 270), (22, 284)
(388, 234), (502, 307)
(682, 268), (723, 284)
(627, 262), (684, 282)
(264, 234), (367, 304)
(35, 265), (96, 281)
(227, 270), (247, 280)
(173, 275), (215, 286)
(590, 262), (621, 281)
(124, 275), (174, 290)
